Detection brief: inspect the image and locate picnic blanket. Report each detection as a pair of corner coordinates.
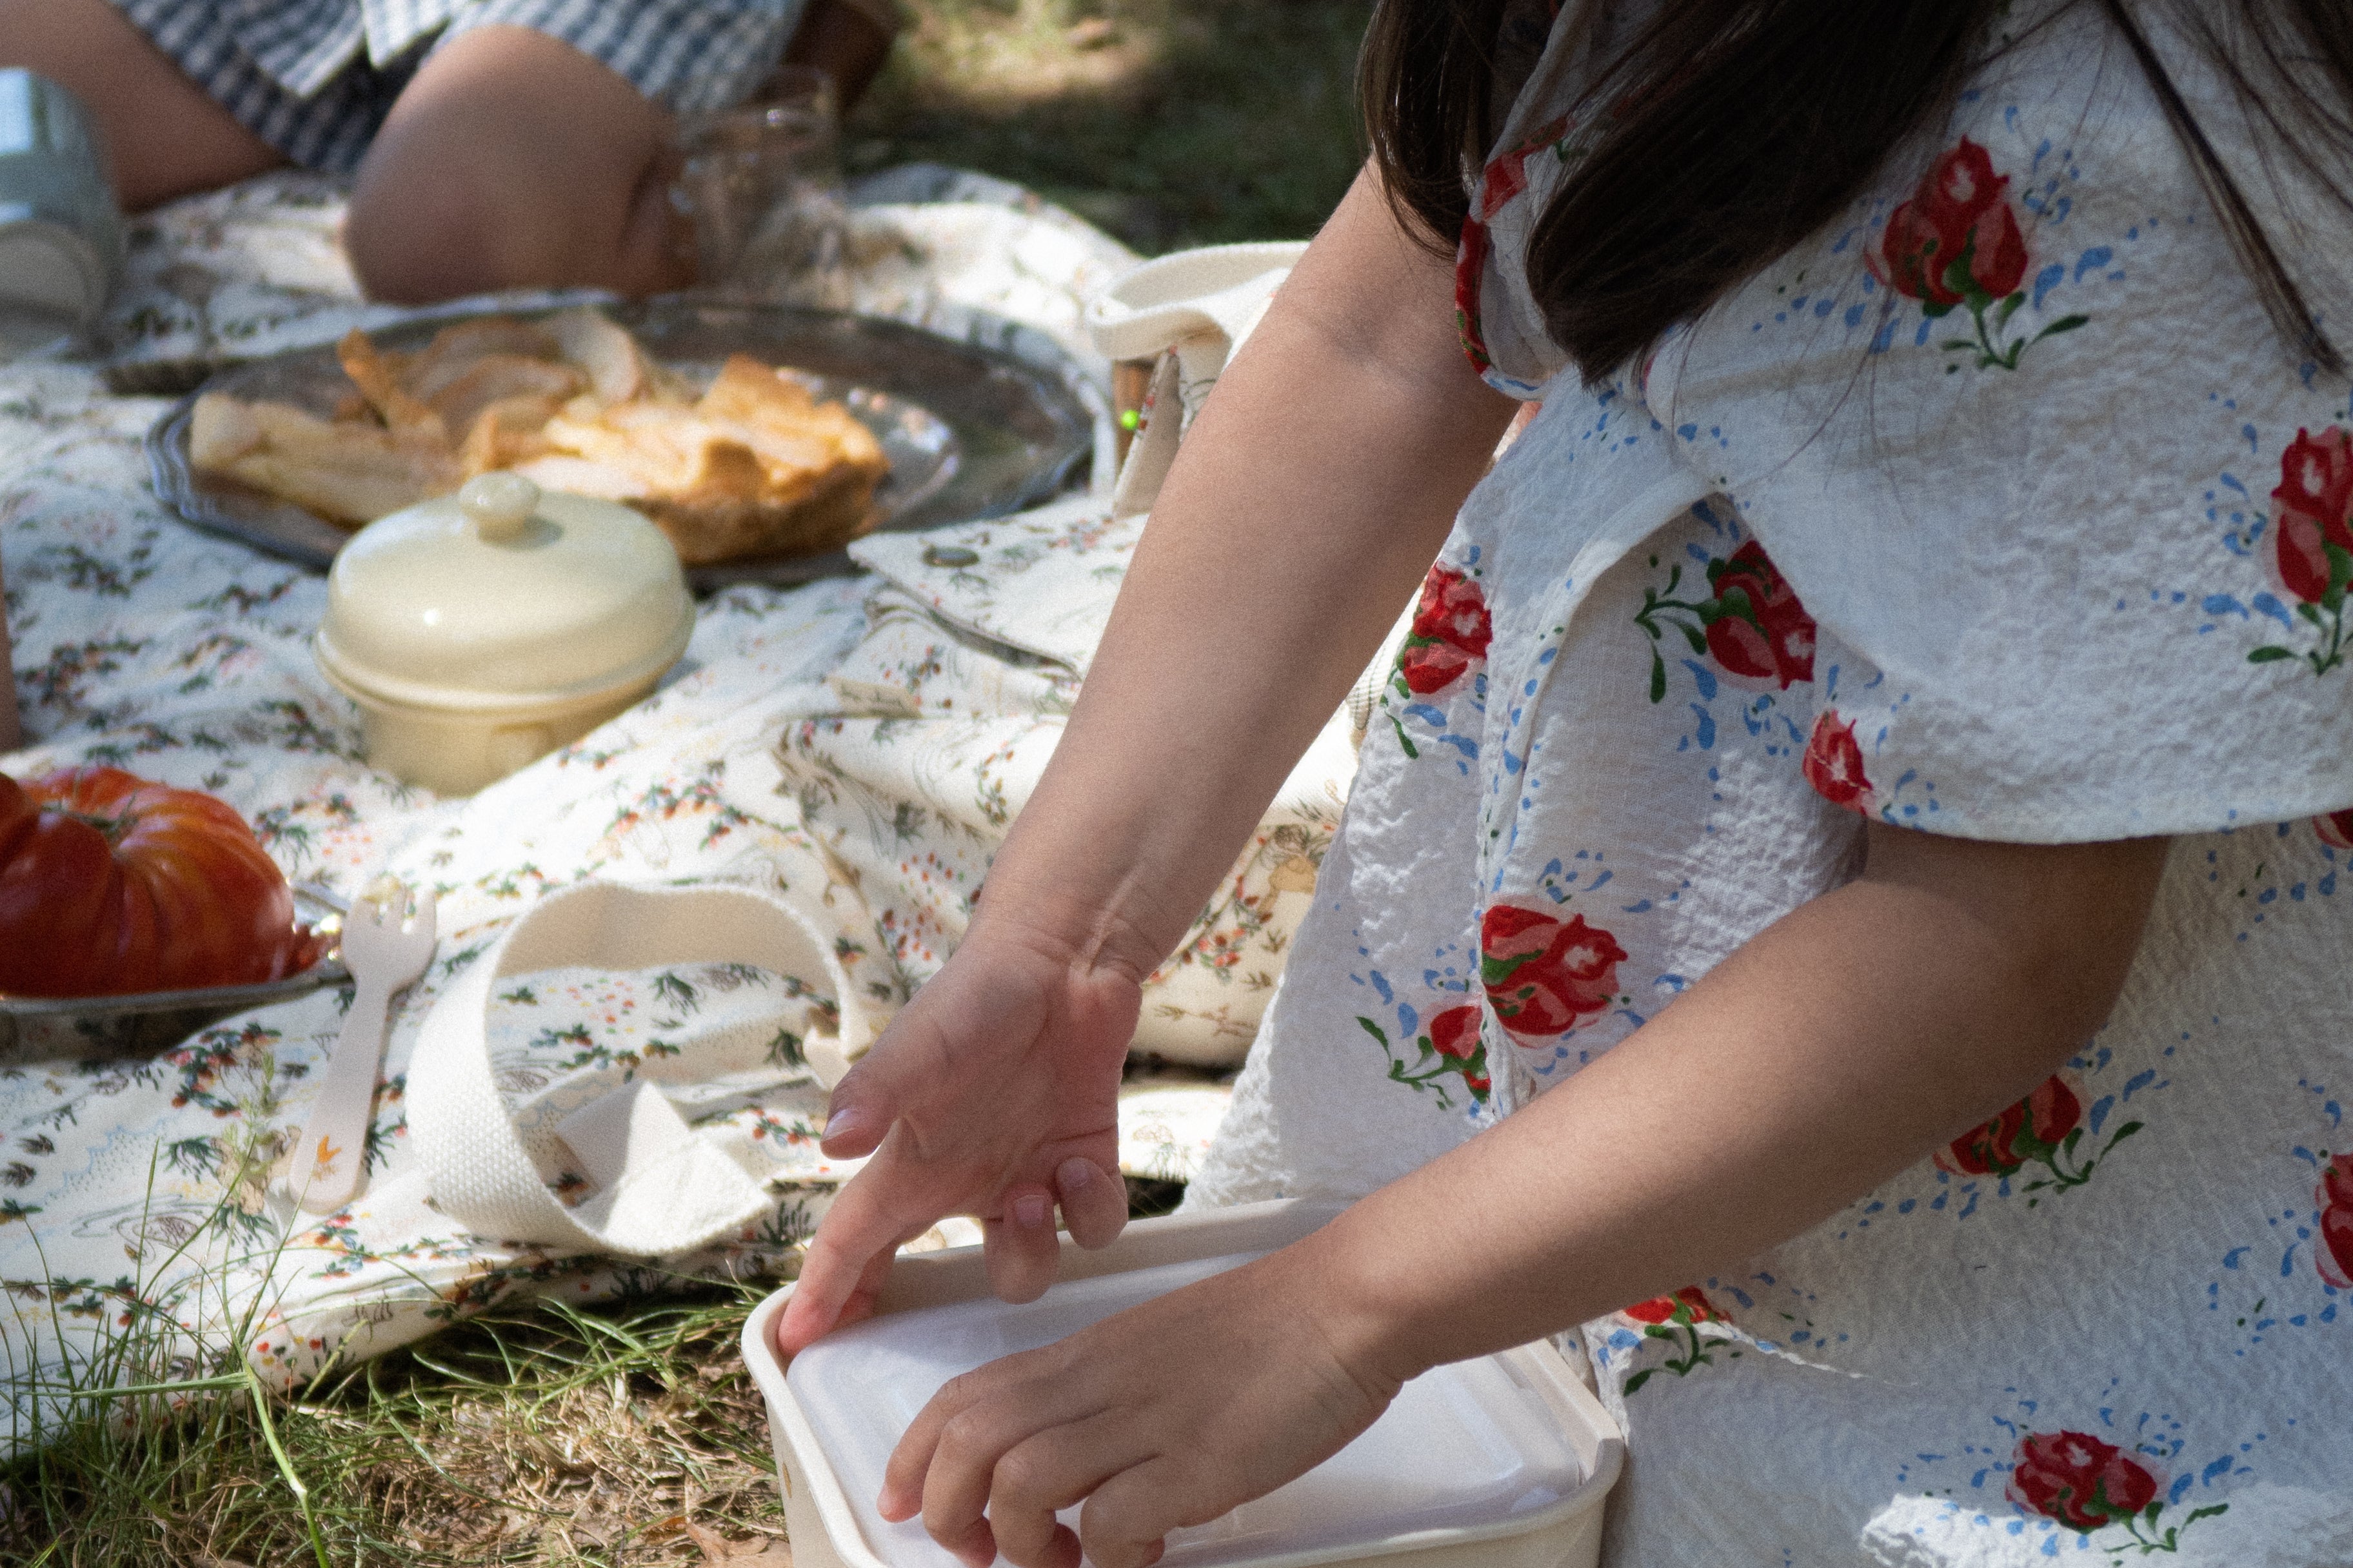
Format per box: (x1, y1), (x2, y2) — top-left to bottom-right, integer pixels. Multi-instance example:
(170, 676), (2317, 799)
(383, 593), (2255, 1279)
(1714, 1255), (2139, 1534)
(0, 167), (1256, 1438)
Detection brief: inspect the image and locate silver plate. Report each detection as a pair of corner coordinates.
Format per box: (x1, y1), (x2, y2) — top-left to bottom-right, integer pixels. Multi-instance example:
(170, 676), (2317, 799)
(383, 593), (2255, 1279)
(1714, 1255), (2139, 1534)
(143, 299), (1098, 590)
(0, 888), (348, 1055)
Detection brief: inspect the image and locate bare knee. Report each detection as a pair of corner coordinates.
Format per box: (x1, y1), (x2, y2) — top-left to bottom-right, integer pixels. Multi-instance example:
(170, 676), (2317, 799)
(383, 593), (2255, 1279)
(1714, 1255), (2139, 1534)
(344, 25), (687, 303)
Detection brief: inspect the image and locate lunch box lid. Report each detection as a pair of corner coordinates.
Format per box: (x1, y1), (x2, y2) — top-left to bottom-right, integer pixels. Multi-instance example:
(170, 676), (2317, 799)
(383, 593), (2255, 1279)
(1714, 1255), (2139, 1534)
(315, 473), (694, 710)
(746, 1201), (1623, 1568)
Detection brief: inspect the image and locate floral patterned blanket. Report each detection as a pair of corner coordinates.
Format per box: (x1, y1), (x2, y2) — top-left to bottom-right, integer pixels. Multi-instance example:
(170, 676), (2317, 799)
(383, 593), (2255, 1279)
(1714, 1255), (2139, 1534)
(0, 168), (1241, 1443)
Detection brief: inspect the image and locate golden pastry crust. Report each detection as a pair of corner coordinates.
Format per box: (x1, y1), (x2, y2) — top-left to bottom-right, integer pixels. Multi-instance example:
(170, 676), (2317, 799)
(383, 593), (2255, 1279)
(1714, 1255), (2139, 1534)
(188, 311), (890, 564)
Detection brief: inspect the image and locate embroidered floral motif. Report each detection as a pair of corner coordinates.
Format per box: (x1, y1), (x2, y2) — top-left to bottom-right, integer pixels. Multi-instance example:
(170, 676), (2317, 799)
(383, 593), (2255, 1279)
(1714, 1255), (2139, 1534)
(1801, 711), (1873, 812)
(1872, 139), (2087, 371)
(1358, 1003), (1491, 1109)
(2316, 1152), (2353, 1289)
(1620, 1285), (1732, 1395)
(2009, 1431), (2226, 1554)
(1479, 905), (1627, 1044)
(2249, 427), (2353, 674)
(1935, 1072), (2142, 1203)
(1634, 540), (1816, 701)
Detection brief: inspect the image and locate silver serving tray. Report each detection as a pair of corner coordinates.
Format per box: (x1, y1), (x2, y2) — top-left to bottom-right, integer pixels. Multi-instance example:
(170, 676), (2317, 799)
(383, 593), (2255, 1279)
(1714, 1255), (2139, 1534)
(143, 299), (1098, 590)
(0, 887), (348, 1054)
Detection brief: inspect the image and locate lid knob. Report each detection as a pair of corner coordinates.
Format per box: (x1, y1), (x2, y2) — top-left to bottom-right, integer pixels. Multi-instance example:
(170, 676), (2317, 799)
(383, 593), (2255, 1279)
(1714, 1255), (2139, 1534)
(459, 472), (543, 542)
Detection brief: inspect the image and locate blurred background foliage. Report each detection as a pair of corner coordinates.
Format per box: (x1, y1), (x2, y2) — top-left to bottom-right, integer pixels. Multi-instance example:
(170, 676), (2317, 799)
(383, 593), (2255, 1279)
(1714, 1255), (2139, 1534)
(849, 0), (1375, 252)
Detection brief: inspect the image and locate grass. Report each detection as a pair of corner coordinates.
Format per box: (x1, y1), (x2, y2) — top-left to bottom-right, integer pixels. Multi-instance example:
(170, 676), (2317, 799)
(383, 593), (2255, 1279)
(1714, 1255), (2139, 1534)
(5, 1180), (1189, 1565)
(5, 1280), (788, 1568)
(849, 0), (1374, 252)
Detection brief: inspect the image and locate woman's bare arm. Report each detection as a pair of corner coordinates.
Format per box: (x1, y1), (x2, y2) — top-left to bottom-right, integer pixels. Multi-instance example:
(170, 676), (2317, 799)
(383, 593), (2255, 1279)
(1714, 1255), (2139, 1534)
(884, 822), (2171, 1568)
(779, 166), (1517, 1342)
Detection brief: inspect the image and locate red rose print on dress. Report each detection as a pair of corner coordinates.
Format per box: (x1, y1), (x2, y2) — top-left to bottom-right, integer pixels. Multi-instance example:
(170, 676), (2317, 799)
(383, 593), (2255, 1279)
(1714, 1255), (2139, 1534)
(1801, 712), (1873, 813)
(1935, 1071), (2141, 1201)
(1619, 1285), (1734, 1394)
(1634, 540), (1816, 701)
(1622, 1285), (1722, 1325)
(1456, 115), (1574, 373)
(2010, 1432), (2157, 1530)
(1870, 137), (2087, 372)
(1883, 140), (2026, 304)
(1478, 115), (1571, 222)
(2250, 427), (2353, 674)
(1480, 906), (1628, 1045)
(1706, 543), (1816, 686)
(1395, 566), (1493, 698)
(2316, 1152), (2353, 1289)
(1454, 217), (1495, 373)
(2009, 1431), (2225, 1552)
(2316, 809), (2353, 849)
(1387, 564), (1493, 759)
(1359, 1002), (1491, 1111)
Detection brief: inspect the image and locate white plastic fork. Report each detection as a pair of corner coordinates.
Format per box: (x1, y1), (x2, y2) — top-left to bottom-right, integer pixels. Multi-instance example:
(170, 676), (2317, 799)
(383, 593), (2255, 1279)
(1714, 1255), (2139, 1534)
(284, 877), (438, 1216)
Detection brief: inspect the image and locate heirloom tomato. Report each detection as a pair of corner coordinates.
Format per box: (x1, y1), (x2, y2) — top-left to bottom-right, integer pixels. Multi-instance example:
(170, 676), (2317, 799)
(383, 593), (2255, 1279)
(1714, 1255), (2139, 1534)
(0, 767), (314, 997)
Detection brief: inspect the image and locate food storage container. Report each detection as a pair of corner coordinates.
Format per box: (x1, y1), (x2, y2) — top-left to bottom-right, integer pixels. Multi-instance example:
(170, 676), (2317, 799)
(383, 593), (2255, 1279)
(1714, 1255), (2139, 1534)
(743, 1199), (1623, 1568)
(313, 473), (693, 794)
(0, 69), (122, 355)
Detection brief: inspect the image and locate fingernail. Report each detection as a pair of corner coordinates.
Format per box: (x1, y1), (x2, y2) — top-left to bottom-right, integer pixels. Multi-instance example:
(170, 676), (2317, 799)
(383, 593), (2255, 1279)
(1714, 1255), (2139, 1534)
(1058, 1157), (1093, 1193)
(823, 1107), (863, 1141)
(1015, 1192), (1049, 1229)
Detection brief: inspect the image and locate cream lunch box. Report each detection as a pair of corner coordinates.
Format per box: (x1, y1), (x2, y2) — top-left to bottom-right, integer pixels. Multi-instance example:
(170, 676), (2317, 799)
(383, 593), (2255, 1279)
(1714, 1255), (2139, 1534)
(742, 1199), (1623, 1568)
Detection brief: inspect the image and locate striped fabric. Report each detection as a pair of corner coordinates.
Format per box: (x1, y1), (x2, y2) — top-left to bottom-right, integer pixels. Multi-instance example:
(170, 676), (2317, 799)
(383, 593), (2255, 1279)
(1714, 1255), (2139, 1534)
(108, 0), (804, 173)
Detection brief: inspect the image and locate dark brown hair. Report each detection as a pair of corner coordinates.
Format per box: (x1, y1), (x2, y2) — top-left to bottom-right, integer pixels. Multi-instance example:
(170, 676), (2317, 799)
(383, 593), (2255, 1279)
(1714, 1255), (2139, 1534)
(1361, 0), (2353, 379)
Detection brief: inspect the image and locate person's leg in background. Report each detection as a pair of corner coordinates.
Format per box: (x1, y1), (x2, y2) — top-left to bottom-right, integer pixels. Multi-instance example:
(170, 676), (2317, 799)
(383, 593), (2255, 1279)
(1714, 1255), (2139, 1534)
(341, 23), (691, 302)
(346, 0), (904, 305)
(0, 0), (284, 210)
(5, 0), (906, 303)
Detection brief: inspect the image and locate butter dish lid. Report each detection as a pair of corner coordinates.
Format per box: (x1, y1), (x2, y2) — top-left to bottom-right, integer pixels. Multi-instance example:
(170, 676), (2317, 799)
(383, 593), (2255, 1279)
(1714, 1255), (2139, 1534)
(317, 473), (693, 708)
(786, 1250), (1589, 1568)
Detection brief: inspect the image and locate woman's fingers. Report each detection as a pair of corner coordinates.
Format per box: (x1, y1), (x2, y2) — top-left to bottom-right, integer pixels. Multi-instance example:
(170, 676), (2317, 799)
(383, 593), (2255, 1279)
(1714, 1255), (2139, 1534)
(817, 1047), (912, 1158)
(1079, 1458), (1191, 1568)
(775, 1162), (929, 1353)
(982, 1186), (1064, 1304)
(985, 1416), (1146, 1568)
(1057, 1156), (1127, 1250)
(916, 1367), (1054, 1562)
(980, 1161), (1123, 1308)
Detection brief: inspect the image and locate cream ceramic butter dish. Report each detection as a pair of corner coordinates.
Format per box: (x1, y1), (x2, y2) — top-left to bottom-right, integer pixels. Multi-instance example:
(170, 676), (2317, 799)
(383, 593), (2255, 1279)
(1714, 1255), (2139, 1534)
(744, 1200), (1623, 1568)
(315, 472), (693, 794)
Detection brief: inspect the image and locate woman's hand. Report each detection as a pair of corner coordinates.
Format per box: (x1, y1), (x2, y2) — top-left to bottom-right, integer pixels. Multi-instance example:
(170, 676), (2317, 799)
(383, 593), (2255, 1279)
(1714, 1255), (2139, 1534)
(774, 922), (1141, 1354)
(882, 1240), (1398, 1568)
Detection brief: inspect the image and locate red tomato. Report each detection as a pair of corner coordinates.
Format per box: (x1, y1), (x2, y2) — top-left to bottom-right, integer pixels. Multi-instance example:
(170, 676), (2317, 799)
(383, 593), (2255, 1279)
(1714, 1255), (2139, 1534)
(0, 768), (315, 997)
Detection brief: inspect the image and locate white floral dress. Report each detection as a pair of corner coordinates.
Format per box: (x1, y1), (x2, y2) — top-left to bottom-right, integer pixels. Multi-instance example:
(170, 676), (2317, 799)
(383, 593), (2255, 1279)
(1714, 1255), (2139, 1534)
(1190, 5), (2353, 1563)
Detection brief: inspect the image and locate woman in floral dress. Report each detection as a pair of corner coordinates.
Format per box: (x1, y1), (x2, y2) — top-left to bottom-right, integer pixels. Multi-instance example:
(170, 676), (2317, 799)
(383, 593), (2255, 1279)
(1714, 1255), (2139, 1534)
(780, 1), (2353, 1562)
